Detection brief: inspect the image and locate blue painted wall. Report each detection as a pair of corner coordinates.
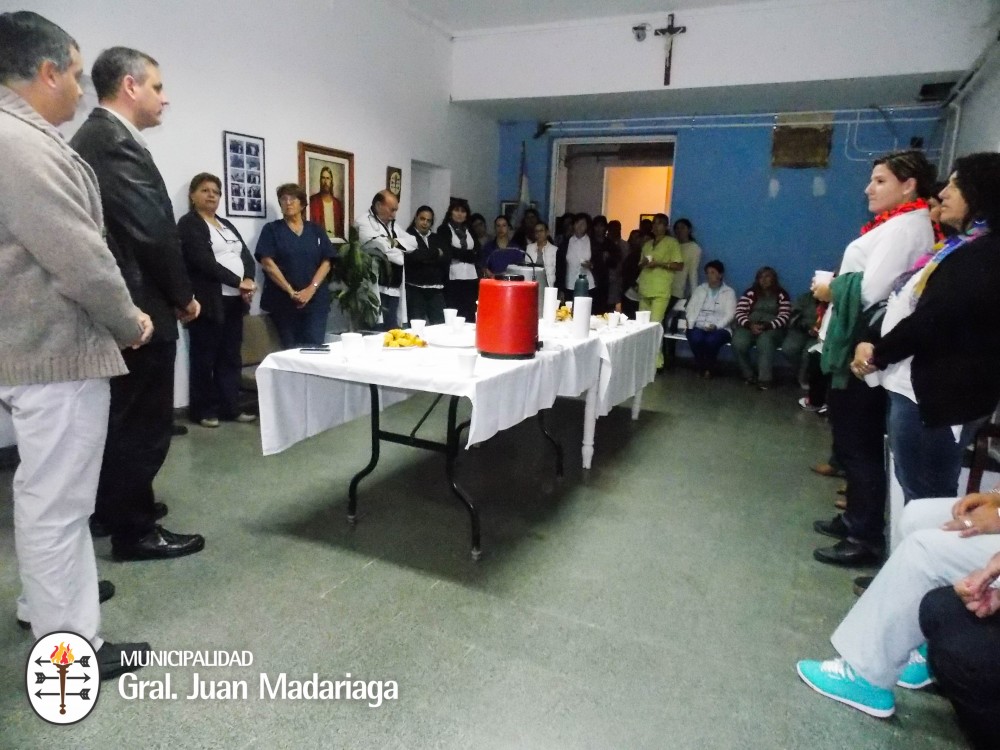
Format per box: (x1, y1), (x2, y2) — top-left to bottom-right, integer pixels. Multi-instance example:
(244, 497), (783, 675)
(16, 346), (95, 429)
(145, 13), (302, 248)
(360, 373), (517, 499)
(497, 107), (946, 298)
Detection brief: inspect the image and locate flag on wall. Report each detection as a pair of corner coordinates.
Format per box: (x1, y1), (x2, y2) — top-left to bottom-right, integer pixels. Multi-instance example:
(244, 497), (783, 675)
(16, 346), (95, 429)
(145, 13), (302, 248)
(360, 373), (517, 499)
(513, 141), (530, 226)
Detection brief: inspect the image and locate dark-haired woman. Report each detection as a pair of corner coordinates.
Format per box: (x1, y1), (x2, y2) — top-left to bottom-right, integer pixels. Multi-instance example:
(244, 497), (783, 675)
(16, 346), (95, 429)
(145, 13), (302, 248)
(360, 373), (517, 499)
(731, 266), (791, 388)
(481, 215), (524, 277)
(178, 172), (257, 427)
(811, 150), (936, 567)
(636, 213), (683, 368)
(853, 152), (1000, 510)
(254, 183), (337, 348)
(436, 198), (480, 321)
(404, 205), (449, 325)
(684, 260), (736, 378)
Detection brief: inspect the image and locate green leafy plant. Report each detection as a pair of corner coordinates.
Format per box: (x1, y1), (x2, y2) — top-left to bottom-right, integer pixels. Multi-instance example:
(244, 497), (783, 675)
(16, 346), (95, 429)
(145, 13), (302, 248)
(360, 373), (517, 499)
(335, 226), (381, 330)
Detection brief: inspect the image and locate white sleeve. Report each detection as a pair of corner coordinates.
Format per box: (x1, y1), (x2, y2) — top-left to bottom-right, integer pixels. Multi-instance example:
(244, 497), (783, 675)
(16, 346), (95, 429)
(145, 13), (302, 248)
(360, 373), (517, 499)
(356, 214), (389, 254)
(717, 287), (737, 329)
(860, 219), (932, 308)
(396, 227), (418, 253)
(687, 245), (701, 297)
(544, 246), (557, 287)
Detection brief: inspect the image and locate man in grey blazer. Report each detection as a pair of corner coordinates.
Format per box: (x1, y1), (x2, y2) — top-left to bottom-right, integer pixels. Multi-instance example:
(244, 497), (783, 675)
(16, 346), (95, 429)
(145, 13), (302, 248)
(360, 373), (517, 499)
(71, 47), (206, 561)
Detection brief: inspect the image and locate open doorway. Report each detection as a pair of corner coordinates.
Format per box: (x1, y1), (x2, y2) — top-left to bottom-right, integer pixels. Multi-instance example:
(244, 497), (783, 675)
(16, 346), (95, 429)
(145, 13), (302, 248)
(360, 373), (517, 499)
(549, 136), (676, 233)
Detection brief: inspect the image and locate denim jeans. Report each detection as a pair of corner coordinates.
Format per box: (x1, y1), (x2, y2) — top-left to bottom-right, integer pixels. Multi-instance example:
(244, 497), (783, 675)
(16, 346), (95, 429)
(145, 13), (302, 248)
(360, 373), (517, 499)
(686, 327), (731, 372)
(887, 391), (984, 503)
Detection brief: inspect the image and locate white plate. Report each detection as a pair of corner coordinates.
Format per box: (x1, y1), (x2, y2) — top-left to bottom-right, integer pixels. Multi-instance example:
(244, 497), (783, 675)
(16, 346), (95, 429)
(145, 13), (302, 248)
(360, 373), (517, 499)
(424, 326), (476, 348)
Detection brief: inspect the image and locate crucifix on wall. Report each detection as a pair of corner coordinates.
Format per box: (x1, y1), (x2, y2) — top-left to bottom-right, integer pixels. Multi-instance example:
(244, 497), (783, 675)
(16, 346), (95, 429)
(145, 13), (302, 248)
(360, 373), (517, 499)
(653, 14), (687, 86)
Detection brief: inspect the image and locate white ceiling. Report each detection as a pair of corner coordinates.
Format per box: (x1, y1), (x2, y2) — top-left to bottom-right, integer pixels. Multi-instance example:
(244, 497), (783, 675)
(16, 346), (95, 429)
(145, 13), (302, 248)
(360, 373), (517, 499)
(401, 0), (764, 33)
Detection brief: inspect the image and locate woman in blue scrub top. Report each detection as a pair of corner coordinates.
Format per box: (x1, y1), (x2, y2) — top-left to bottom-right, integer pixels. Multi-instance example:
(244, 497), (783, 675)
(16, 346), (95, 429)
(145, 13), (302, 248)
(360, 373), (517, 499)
(255, 182), (337, 348)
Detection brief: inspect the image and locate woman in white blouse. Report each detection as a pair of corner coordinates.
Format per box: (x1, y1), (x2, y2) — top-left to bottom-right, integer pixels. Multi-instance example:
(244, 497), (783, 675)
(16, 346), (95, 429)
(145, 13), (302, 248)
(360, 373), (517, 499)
(684, 260), (736, 378)
(555, 212), (596, 300)
(525, 221), (557, 288)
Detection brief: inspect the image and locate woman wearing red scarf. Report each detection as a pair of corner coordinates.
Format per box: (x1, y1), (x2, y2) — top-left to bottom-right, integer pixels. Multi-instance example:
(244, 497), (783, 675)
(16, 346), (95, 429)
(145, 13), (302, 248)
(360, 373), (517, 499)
(811, 150), (936, 567)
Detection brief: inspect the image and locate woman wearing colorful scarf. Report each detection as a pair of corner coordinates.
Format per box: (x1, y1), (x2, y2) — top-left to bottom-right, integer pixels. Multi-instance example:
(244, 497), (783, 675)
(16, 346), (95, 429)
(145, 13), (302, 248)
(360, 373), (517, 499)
(853, 152), (1000, 501)
(796, 153), (1000, 729)
(811, 150), (936, 567)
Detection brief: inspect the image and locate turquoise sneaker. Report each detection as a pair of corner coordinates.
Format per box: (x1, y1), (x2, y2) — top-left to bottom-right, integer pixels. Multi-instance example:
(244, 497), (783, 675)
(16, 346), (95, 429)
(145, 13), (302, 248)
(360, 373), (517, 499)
(897, 644), (933, 689)
(796, 658), (895, 718)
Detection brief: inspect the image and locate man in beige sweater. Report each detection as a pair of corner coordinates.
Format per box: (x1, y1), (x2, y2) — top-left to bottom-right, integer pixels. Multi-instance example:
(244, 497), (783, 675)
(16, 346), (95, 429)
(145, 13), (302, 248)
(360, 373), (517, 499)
(0, 11), (152, 679)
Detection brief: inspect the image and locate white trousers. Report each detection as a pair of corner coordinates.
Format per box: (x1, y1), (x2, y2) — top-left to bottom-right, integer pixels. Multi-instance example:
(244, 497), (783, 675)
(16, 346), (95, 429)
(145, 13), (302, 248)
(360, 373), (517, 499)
(830, 496), (1000, 688)
(0, 379), (108, 647)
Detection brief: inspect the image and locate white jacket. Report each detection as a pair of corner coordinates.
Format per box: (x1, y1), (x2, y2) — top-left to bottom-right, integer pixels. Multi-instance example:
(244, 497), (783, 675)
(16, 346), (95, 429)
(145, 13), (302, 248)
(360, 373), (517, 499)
(684, 282), (736, 331)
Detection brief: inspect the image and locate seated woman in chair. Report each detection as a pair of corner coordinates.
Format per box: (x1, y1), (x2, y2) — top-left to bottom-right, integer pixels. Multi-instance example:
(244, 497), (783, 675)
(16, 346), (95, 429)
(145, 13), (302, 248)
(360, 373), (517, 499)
(684, 260), (736, 378)
(731, 266), (791, 389)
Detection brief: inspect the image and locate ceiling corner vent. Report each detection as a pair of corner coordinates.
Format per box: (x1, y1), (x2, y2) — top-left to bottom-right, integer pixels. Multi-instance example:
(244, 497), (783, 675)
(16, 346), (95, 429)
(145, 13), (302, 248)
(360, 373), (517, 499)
(918, 82), (956, 102)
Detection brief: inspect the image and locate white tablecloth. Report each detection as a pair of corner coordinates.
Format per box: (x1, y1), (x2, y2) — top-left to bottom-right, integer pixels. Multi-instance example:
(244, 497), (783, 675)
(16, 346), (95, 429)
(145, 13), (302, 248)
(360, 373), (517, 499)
(593, 322), (661, 416)
(257, 330), (601, 456)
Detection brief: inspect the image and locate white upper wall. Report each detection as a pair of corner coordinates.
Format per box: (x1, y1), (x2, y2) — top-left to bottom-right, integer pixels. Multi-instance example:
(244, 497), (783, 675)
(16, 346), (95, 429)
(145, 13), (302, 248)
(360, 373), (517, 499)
(15, 0), (498, 232)
(953, 40), (1000, 156)
(452, 0), (995, 101)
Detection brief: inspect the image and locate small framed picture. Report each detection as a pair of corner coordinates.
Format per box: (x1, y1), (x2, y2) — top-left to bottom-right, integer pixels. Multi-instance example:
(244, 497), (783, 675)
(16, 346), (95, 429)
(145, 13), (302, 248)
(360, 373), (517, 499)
(386, 166), (402, 197)
(298, 142), (354, 243)
(223, 131), (266, 218)
(500, 200), (536, 219)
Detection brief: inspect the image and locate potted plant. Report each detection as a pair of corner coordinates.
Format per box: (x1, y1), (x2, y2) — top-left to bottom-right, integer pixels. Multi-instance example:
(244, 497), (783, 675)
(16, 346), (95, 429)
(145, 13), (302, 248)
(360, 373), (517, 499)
(335, 226), (381, 330)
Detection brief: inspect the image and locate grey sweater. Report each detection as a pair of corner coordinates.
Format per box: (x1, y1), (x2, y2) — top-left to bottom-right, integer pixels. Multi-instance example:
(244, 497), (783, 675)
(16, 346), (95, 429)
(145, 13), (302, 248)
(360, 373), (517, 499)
(0, 85), (140, 386)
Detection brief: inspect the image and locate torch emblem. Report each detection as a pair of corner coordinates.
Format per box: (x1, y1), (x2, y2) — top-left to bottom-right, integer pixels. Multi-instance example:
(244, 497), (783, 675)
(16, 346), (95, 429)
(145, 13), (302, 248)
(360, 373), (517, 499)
(26, 632), (100, 724)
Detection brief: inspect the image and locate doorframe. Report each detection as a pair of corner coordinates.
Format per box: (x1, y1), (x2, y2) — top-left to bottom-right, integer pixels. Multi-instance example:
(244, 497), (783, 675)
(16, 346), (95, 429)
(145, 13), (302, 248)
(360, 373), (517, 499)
(548, 135), (678, 225)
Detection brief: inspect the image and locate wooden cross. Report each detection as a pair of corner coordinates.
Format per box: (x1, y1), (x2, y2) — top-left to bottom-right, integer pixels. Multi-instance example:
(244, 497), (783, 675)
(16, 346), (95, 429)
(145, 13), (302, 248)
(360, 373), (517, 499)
(653, 14), (687, 86)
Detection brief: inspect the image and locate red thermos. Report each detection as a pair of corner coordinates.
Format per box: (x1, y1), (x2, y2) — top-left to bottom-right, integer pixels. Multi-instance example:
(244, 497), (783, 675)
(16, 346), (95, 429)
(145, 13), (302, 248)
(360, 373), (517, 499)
(475, 278), (539, 359)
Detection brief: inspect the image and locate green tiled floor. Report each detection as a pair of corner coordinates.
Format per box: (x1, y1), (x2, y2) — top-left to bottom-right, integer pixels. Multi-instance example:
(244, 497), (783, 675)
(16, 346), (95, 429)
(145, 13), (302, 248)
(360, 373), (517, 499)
(0, 371), (971, 748)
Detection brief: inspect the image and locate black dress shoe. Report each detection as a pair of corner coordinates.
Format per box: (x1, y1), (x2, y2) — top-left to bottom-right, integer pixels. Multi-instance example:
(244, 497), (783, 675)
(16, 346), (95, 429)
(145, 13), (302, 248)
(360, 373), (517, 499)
(813, 539), (882, 567)
(153, 501), (168, 520)
(97, 640), (151, 680)
(813, 514), (850, 540)
(112, 525), (205, 561)
(17, 580), (116, 630)
(171, 423), (188, 437)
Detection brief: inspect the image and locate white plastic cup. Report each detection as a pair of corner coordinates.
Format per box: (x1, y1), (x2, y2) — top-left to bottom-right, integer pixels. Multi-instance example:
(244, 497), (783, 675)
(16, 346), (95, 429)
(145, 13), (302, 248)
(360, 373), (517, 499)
(813, 270), (834, 286)
(565, 300), (573, 312)
(635, 310), (651, 324)
(864, 371), (880, 388)
(456, 350), (477, 377)
(443, 308), (458, 325)
(542, 286), (559, 323)
(571, 296), (592, 339)
(608, 311), (621, 328)
(450, 315), (466, 333)
(409, 319), (426, 335)
(340, 332), (364, 358)
(364, 335), (384, 356)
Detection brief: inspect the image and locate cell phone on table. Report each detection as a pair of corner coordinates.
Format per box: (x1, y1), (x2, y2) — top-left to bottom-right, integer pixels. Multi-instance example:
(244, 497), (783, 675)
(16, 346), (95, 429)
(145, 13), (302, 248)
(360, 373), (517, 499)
(299, 345), (330, 353)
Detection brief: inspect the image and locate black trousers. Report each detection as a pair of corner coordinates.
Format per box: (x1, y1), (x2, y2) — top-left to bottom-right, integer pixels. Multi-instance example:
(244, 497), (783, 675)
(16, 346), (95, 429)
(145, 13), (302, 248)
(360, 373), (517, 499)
(806, 350), (829, 407)
(826, 377), (887, 548)
(188, 296), (244, 422)
(920, 586), (1000, 750)
(405, 285), (445, 325)
(445, 279), (479, 322)
(95, 341), (176, 544)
